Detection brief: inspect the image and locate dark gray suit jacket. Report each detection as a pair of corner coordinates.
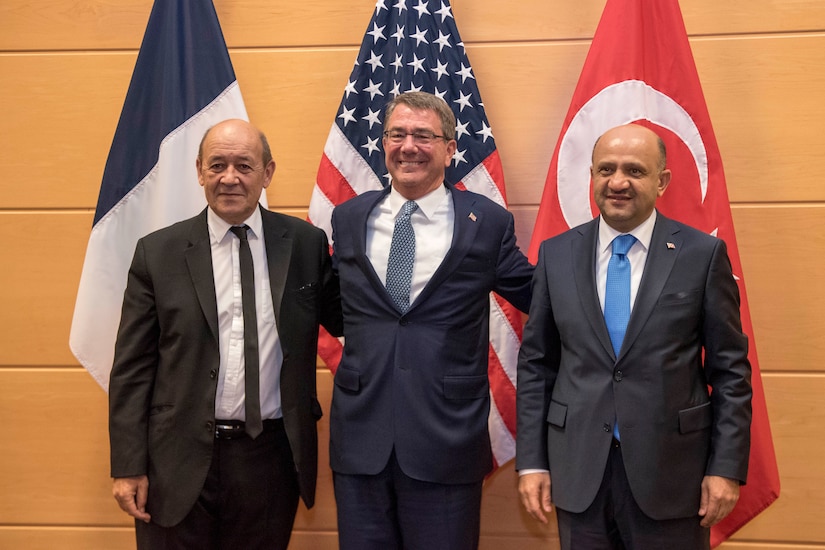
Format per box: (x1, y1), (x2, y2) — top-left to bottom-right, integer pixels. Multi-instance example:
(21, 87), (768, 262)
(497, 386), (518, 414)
(109, 206), (342, 526)
(516, 212), (751, 520)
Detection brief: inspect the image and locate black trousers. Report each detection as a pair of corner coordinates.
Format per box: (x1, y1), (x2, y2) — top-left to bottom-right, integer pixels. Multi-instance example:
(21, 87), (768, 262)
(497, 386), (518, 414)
(135, 420), (300, 550)
(557, 440), (710, 550)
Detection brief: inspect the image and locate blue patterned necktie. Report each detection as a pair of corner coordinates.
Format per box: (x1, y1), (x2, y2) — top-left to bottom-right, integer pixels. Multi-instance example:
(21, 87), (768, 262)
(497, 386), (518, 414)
(604, 233), (636, 441)
(386, 200), (419, 312)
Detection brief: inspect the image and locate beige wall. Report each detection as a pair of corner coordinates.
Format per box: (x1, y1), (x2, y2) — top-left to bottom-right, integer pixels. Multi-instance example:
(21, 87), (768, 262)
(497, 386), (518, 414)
(1, 0), (824, 548)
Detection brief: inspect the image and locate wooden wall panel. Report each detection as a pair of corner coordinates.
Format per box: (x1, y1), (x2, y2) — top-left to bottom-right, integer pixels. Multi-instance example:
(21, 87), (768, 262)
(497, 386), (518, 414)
(0, 213), (92, 367)
(4, 34), (823, 210)
(2, 0), (823, 547)
(7, 203), (820, 372)
(732, 206), (825, 371)
(731, 374), (825, 543)
(4, 0), (825, 52)
(0, 54), (135, 209)
(693, 35), (825, 203)
(0, 369), (822, 545)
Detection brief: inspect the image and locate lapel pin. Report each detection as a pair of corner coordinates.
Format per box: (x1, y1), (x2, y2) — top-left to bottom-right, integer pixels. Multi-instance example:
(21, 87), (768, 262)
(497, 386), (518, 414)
(666, 242), (676, 249)
(468, 212), (477, 222)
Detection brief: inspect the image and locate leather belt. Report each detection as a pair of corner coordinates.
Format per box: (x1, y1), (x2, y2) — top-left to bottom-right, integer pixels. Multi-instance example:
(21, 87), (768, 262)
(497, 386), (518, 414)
(214, 418), (283, 440)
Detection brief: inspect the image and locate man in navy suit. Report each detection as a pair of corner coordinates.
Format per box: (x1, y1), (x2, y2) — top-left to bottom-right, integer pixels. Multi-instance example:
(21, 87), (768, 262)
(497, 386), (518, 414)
(329, 92), (533, 550)
(517, 124), (752, 549)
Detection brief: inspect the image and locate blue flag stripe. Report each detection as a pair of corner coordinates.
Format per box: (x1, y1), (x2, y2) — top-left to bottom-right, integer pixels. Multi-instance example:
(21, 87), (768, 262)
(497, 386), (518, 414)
(94, 0), (236, 223)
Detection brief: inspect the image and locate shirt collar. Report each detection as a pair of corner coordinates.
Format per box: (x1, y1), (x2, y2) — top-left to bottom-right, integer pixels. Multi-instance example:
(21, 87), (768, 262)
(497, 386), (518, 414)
(598, 209), (657, 254)
(207, 206), (264, 244)
(388, 183), (450, 221)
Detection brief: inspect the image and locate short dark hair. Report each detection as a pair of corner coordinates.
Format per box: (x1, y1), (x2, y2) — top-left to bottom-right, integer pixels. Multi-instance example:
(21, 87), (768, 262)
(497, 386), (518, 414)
(383, 92), (456, 140)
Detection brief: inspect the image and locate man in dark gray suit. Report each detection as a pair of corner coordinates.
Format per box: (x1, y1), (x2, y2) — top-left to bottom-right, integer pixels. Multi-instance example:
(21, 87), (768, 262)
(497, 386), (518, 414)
(517, 123), (752, 549)
(109, 119), (342, 549)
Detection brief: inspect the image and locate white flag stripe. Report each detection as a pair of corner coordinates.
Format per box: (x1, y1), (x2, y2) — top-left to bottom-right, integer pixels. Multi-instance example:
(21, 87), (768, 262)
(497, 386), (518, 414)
(488, 295), (520, 388)
(70, 84), (249, 390)
(324, 124), (385, 196)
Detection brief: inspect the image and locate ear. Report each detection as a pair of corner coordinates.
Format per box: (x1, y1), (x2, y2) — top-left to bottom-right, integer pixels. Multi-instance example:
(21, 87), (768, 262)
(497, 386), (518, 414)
(196, 157), (205, 187)
(262, 159), (276, 189)
(444, 139), (457, 167)
(657, 169), (672, 196)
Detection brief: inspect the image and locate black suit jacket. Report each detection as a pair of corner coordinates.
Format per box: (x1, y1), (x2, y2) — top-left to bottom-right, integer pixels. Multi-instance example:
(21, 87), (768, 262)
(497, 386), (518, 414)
(516, 212), (751, 520)
(330, 183), (533, 484)
(109, 206), (342, 527)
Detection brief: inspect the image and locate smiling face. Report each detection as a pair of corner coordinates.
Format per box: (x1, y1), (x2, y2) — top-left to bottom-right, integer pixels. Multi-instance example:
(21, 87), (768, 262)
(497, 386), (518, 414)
(196, 119), (275, 225)
(382, 104), (457, 200)
(591, 124), (671, 233)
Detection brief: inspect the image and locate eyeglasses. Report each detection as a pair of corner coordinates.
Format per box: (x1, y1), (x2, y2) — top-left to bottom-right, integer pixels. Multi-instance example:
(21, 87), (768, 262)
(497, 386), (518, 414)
(383, 130), (448, 145)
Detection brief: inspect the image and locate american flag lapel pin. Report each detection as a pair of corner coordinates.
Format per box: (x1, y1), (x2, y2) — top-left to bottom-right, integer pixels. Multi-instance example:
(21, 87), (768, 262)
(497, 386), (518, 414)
(666, 242), (676, 249)
(468, 212), (477, 222)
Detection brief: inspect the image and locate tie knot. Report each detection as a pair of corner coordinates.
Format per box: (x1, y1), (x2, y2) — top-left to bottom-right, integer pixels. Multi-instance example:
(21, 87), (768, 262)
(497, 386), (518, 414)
(230, 225), (250, 241)
(612, 234), (636, 256)
(401, 200), (419, 218)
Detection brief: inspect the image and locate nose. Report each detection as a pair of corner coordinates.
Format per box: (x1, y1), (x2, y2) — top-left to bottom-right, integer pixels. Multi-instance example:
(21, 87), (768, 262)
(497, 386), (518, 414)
(399, 134), (419, 150)
(607, 170), (630, 190)
(220, 165), (241, 184)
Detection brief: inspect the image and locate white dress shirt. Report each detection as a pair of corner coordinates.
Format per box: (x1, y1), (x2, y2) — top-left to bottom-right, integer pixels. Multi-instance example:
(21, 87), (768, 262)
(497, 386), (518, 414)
(207, 207), (284, 421)
(366, 184), (454, 306)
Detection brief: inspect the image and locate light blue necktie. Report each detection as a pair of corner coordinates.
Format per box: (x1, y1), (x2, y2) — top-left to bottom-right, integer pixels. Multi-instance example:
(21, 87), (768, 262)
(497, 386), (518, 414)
(604, 233), (636, 440)
(386, 200), (418, 312)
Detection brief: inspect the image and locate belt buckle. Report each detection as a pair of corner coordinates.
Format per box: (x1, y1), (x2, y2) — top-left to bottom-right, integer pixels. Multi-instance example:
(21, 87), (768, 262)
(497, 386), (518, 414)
(215, 421), (245, 439)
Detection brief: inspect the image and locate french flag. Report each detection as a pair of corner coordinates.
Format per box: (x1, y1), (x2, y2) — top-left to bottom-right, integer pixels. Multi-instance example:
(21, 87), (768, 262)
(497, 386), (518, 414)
(69, 0), (253, 391)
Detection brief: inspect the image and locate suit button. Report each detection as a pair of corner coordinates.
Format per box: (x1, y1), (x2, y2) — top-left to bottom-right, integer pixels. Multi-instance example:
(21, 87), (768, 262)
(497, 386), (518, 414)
(613, 370), (623, 382)
(399, 319), (409, 326)
(603, 424), (610, 432)
(210, 369), (217, 380)
(206, 421), (214, 432)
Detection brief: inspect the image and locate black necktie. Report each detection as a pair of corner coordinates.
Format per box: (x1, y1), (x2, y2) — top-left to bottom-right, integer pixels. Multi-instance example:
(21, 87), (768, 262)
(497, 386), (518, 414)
(229, 225), (263, 439)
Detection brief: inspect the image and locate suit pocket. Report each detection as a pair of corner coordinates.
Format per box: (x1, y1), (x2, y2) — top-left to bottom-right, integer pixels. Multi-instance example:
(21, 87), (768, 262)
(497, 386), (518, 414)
(678, 401), (713, 434)
(658, 289), (700, 306)
(334, 367), (361, 393)
(546, 400), (568, 428)
(443, 375), (488, 400)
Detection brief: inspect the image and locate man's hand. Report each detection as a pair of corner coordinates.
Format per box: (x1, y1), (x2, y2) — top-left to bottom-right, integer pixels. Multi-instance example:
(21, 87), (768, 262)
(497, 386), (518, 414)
(113, 475), (151, 523)
(698, 475), (740, 527)
(518, 472), (553, 524)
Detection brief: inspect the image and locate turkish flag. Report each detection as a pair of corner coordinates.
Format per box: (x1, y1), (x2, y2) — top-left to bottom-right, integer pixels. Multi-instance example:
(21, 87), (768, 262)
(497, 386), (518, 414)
(529, 0), (780, 545)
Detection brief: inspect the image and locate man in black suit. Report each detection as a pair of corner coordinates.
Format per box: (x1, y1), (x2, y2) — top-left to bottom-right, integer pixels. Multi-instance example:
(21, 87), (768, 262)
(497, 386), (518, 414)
(517, 124), (752, 549)
(109, 119), (342, 549)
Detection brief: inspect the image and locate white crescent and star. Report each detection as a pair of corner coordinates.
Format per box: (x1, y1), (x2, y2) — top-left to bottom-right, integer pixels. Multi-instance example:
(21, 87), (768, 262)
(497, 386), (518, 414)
(556, 80), (709, 229)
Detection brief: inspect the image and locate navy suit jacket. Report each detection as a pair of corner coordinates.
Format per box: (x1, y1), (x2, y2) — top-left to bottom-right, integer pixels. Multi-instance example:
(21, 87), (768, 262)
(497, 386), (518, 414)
(516, 212), (752, 520)
(109, 206), (343, 526)
(330, 183), (533, 484)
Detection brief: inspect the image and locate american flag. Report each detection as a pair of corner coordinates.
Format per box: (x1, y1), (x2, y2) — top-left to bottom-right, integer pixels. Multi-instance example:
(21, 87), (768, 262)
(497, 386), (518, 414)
(309, 0), (523, 469)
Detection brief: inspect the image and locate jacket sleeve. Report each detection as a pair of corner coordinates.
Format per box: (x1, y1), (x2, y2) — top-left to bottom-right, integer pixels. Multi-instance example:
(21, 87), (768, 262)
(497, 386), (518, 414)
(702, 238), (752, 483)
(108, 238), (158, 478)
(515, 243), (559, 471)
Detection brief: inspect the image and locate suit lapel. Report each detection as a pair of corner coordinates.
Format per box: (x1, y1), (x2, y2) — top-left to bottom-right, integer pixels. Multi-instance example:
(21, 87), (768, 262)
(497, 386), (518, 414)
(409, 184), (480, 309)
(261, 208), (291, 323)
(353, 187), (398, 307)
(621, 214), (681, 358)
(574, 219), (616, 359)
(184, 211), (219, 345)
